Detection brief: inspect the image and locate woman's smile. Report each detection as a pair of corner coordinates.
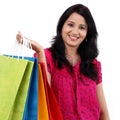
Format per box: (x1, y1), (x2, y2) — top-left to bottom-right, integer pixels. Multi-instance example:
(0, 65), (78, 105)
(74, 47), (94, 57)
(69, 34), (80, 41)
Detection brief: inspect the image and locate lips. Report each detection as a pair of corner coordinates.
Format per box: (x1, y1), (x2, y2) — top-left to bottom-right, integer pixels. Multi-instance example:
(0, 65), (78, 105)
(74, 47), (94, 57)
(69, 35), (79, 41)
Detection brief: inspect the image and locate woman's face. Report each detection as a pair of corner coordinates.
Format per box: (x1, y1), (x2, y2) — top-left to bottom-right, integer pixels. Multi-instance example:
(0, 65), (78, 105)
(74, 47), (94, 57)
(62, 12), (88, 49)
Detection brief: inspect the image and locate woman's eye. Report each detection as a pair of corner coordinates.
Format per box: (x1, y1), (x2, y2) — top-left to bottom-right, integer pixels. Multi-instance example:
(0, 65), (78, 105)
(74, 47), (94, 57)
(68, 23), (74, 27)
(79, 26), (85, 30)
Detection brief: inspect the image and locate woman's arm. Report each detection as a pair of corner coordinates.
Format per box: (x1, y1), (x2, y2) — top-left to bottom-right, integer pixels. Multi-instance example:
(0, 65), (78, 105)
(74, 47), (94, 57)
(16, 31), (51, 85)
(96, 83), (110, 120)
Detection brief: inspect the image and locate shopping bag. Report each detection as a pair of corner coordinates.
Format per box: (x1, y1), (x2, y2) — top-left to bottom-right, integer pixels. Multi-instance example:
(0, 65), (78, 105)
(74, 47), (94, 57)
(0, 55), (33, 120)
(38, 63), (49, 120)
(39, 62), (63, 120)
(6, 56), (38, 120)
(22, 57), (38, 120)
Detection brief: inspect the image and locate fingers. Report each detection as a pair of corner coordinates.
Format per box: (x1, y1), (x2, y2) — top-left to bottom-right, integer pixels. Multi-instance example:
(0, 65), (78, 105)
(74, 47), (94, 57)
(16, 31), (23, 43)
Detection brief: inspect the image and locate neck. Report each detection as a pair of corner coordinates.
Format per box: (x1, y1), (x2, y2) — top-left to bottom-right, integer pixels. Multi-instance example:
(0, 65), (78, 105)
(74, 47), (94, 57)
(65, 46), (77, 57)
(65, 47), (80, 66)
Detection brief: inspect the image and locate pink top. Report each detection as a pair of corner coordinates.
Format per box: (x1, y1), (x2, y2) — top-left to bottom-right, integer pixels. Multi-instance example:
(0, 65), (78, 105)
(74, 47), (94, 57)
(44, 48), (102, 120)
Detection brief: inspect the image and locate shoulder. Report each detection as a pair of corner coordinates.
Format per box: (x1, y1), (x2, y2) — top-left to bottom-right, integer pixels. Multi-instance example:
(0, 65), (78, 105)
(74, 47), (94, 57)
(44, 47), (52, 59)
(93, 59), (101, 69)
(93, 59), (102, 73)
(44, 47), (54, 64)
(44, 47), (52, 54)
(93, 59), (101, 64)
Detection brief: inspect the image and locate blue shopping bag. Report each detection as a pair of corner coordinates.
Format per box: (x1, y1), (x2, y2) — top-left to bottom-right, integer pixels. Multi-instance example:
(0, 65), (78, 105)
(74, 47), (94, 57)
(22, 57), (38, 120)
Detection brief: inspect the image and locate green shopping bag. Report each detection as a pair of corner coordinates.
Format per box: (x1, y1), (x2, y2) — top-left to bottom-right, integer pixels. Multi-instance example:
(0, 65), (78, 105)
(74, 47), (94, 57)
(0, 55), (33, 120)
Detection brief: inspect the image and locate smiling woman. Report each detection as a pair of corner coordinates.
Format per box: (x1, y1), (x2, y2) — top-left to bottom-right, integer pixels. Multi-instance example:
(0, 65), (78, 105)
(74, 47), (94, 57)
(16, 3), (110, 120)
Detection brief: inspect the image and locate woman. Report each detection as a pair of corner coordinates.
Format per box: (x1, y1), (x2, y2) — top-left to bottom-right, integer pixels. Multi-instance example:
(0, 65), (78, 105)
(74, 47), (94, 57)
(17, 4), (110, 120)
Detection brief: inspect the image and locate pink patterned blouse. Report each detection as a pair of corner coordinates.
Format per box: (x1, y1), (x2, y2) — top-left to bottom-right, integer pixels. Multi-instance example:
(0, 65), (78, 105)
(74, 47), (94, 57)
(44, 48), (102, 120)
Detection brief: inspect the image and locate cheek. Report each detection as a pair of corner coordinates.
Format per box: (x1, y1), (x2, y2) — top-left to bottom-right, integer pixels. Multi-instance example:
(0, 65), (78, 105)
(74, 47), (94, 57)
(62, 24), (71, 34)
(61, 31), (66, 41)
(62, 27), (68, 34)
(61, 28), (69, 39)
(81, 31), (87, 39)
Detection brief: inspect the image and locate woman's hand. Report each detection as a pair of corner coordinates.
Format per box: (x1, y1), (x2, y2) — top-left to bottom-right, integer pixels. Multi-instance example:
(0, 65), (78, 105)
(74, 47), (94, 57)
(16, 31), (23, 44)
(16, 31), (44, 53)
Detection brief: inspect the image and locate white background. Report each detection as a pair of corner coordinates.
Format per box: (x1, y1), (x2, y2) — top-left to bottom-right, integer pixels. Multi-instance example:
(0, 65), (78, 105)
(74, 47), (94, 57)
(0, 0), (120, 119)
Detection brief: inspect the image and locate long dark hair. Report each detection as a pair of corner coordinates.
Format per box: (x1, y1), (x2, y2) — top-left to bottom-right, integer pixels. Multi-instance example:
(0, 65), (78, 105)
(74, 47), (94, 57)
(50, 4), (99, 80)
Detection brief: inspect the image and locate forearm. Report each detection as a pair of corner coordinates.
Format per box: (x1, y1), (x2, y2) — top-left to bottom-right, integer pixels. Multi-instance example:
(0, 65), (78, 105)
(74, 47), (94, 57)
(30, 39), (51, 85)
(29, 39), (47, 70)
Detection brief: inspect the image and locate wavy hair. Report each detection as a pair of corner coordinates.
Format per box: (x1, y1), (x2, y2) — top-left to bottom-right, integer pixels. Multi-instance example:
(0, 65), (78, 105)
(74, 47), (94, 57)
(50, 4), (99, 80)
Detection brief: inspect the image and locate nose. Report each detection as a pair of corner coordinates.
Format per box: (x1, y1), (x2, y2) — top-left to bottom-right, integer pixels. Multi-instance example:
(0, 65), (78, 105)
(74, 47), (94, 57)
(72, 27), (80, 35)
